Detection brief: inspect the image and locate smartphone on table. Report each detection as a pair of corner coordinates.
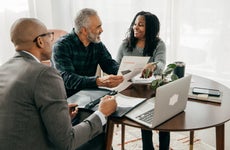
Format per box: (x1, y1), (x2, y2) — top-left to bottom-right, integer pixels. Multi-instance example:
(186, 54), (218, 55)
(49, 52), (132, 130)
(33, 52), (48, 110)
(192, 87), (221, 97)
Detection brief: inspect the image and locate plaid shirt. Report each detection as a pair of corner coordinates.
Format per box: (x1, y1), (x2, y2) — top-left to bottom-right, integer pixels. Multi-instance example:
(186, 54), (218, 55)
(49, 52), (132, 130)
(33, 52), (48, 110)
(52, 29), (119, 97)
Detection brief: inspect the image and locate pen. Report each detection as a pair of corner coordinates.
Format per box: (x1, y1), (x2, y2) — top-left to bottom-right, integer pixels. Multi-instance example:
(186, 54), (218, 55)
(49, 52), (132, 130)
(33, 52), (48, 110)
(144, 68), (150, 78)
(85, 98), (101, 109)
(151, 61), (158, 66)
(84, 90), (118, 109)
(144, 62), (158, 78)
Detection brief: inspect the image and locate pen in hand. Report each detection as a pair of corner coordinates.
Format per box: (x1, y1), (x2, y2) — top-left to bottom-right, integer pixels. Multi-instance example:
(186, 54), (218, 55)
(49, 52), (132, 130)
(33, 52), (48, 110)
(141, 62), (158, 78)
(144, 68), (150, 78)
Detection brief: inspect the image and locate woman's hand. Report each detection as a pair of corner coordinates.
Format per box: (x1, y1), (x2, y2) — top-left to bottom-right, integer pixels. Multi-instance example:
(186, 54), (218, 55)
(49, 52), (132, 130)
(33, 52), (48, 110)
(141, 62), (157, 78)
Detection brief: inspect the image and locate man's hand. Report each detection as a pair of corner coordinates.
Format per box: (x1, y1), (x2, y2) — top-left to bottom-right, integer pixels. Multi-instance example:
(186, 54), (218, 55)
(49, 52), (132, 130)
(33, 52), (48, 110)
(98, 95), (117, 117)
(68, 103), (78, 120)
(96, 75), (124, 88)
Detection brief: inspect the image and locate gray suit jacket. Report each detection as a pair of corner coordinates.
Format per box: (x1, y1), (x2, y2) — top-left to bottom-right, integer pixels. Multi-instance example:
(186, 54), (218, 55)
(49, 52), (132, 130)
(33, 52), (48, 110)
(0, 51), (103, 150)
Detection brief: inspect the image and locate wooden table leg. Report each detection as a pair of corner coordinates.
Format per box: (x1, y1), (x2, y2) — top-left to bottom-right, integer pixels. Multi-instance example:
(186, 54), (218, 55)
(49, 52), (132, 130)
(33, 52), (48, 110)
(216, 124), (225, 150)
(189, 131), (194, 150)
(121, 124), (125, 150)
(105, 119), (115, 150)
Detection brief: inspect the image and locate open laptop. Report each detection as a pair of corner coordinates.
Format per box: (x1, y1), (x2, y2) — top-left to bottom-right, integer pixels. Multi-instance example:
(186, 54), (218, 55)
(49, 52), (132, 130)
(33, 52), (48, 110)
(125, 75), (192, 128)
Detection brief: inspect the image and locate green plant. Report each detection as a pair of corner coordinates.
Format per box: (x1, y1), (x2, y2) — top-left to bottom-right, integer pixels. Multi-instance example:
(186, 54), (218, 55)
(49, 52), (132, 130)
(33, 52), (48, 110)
(151, 63), (179, 90)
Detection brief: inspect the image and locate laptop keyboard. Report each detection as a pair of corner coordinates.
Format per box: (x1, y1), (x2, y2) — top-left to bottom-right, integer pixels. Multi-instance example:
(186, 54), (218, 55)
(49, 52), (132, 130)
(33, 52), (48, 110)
(136, 109), (154, 124)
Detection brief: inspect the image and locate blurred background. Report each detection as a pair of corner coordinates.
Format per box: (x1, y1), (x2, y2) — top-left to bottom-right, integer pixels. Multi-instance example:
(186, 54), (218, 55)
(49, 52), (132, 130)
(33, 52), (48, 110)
(1, 0), (229, 87)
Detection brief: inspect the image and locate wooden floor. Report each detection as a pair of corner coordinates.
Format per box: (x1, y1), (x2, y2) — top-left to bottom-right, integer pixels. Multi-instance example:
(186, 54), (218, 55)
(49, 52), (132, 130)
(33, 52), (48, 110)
(111, 121), (230, 149)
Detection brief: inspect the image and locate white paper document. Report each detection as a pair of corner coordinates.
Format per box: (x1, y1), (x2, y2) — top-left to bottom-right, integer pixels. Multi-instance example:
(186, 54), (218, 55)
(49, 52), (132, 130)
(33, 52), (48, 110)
(110, 56), (150, 92)
(131, 73), (156, 84)
(118, 56), (150, 80)
(115, 93), (146, 107)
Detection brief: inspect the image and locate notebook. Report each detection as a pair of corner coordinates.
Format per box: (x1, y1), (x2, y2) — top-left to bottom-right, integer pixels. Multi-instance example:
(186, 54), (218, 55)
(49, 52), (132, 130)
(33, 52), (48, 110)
(67, 88), (113, 109)
(125, 75), (192, 128)
(188, 88), (222, 103)
(67, 88), (145, 117)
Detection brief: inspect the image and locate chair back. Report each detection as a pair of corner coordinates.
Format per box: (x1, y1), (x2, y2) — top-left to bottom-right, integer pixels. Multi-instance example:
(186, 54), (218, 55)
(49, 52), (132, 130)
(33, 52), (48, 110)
(43, 29), (104, 77)
(42, 29), (67, 66)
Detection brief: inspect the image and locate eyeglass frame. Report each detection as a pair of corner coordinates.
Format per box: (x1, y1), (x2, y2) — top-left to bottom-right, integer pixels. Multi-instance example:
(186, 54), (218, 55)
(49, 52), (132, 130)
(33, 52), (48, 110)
(33, 32), (54, 42)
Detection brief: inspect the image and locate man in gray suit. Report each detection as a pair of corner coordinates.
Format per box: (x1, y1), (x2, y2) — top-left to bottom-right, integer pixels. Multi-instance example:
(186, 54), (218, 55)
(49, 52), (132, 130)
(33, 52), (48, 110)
(0, 18), (117, 150)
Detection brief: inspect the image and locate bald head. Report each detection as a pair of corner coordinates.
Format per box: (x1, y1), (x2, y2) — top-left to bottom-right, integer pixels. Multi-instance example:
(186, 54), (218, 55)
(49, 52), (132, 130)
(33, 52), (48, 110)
(10, 18), (47, 50)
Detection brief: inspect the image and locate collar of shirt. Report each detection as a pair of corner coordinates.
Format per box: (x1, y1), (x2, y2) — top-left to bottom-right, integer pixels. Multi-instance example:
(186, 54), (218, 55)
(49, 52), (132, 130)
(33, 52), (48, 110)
(21, 50), (40, 63)
(71, 28), (90, 49)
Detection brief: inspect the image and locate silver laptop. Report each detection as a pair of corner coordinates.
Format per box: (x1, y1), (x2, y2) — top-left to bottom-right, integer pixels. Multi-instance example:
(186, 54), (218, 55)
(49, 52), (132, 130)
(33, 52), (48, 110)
(125, 75), (192, 128)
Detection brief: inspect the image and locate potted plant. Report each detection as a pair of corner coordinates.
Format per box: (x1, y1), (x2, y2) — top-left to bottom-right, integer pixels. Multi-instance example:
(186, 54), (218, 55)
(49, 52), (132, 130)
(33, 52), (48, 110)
(151, 63), (179, 90)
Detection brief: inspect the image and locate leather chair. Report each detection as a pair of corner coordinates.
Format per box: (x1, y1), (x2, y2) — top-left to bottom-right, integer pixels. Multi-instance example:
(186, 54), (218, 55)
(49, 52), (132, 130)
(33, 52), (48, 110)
(41, 29), (68, 66)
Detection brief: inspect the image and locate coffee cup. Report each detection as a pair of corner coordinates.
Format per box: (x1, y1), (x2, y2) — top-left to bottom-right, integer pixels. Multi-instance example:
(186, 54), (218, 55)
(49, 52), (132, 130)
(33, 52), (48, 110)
(174, 61), (185, 78)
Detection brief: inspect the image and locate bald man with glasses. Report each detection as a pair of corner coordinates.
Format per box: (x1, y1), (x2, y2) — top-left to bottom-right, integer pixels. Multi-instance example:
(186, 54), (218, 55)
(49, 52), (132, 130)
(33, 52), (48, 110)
(33, 32), (54, 42)
(0, 18), (117, 150)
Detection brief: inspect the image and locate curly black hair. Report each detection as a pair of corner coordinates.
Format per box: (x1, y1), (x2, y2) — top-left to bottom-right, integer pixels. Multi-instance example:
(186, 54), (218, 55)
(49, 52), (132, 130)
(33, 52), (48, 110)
(125, 11), (160, 56)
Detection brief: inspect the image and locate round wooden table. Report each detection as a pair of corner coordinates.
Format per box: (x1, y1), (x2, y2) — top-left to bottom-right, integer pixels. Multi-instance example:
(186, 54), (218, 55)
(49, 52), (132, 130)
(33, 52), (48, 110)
(105, 74), (230, 150)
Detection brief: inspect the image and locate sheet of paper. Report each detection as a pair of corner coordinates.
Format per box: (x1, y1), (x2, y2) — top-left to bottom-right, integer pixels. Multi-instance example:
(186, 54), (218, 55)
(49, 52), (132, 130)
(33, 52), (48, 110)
(115, 93), (146, 107)
(118, 56), (150, 81)
(131, 73), (156, 84)
(102, 56), (150, 92)
(109, 56), (150, 92)
(99, 80), (132, 93)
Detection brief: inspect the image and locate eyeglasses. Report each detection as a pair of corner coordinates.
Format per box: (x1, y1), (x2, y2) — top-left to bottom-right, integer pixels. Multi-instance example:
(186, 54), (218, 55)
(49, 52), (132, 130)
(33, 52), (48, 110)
(33, 32), (54, 42)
